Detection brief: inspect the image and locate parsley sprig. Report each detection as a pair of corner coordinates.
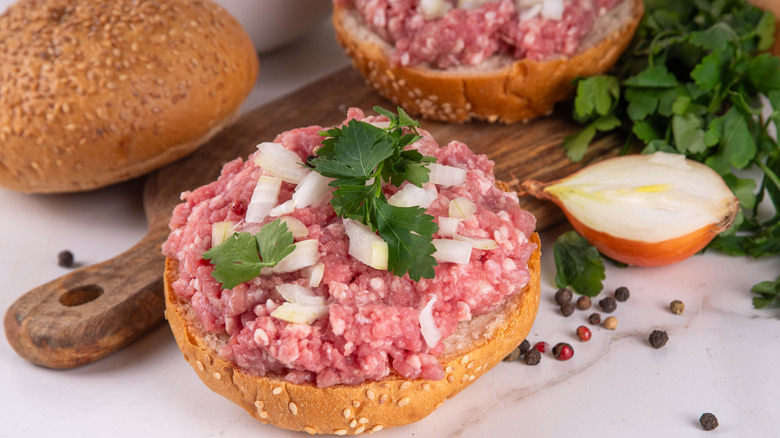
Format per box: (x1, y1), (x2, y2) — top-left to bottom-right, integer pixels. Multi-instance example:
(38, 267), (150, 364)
(557, 0), (780, 309)
(203, 219), (295, 289)
(309, 107), (439, 281)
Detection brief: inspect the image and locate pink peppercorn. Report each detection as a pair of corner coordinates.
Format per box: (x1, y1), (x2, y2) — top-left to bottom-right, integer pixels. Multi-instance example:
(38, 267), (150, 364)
(576, 325), (592, 342)
(533, 341), (549, 353)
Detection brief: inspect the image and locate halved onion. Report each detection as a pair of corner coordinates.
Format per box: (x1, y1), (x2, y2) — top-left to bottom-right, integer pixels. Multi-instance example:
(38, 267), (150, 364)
(453, 233), (500, 250)
(271, 239), (320, 273)
(275, 283), (326, 307)
(419, 295), (441, 348)
(211, 221), (235, 247)
(271, 302), (329, 324)
(278, 216), (308, 239)
(437, 216), (461, 237)
(428, 163), (467, 187)
(254, 142), (309, 183)
(388, 183), (438, 208)
(432, 239), (472, 264)
(246, 176), (281, 223)
(343, 219), (388, 270)
(449, 197), (476, 219)
(521, 152), (740, 266)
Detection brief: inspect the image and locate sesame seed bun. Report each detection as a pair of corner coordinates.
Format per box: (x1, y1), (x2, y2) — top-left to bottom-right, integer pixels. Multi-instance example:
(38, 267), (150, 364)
(332, 0), (644, 123)
(163, 232), (540, 435)
(0, 0), (258, 193)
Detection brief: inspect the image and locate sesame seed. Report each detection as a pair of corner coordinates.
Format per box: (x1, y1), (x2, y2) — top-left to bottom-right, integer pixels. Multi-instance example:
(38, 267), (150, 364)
(398, 397), (410, 407)
(445, 366), (454, 373)
(212, 372), (221, 380)
(195, 360), (204, 371)
(272, 386), (283, 395)
(355, 426), (366, 434)
(366, 389), (375, 400)
(359, 417), (368, 424)
(352, 400), (360, 408)
(254, 401), (264, 410)
(469, 375), (476, 381)
(460, 355), (470, 365)
(289, 402), (298, 415)
(343, 408), (351, 419)
(349, 419), (357, 428)
(400, 381), (411, 390)
(447, 376), (455, 383)
(372, 425), (384, 432)
(304, 426), (316, 434)
(259, 410), (268, 419)
(204, 354), (212, 365)
(467, 361), (476, 369)
(334, 429), (347, 435)
(378, 394), (388, 405)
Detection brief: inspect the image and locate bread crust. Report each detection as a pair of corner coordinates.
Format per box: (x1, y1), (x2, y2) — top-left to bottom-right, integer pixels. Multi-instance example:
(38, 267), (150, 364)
(332, 0), (644, 123)
(164, 233), (540, 435)
(0, 0), (258, 193)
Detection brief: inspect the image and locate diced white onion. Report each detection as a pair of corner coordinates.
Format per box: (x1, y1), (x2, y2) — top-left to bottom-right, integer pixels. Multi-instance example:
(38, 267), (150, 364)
(432, 239), (473, 264)
(278, 216), (308, 238)
(437, 216), (461, 237)
(271, 302), (329, 324)
(343, 219), (388, 270)
(269, 199), (295, 217)
(458, 0), (498, 9)
(428, 163), (467, 187)
(210, 221), (235, 247)
(419, 296), (441, 348)
(388, 183), (438, 209)
(302, 262), (325, 287)
(275, 283), (326, 307)
(369, 120), (392, 129)
(449, 197), (476, 219)
(246, 176), (281, 223)
(541, 0), (563, 20)
(292, 171), (333, 208)
(271, 239), (320, 273)
(453, 233), (500, 250)
(254, 142), (309, 183)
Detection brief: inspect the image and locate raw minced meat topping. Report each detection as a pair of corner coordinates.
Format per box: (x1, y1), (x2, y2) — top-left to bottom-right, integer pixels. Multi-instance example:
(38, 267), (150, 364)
(339, 0), (624, 67)
(162, 108), (537, 388)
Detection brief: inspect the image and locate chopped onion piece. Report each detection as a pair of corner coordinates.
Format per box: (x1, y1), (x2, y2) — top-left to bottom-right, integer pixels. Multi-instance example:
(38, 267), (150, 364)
(419, 296), (441, 348)
(272, 239), (319, 273)
(388, 183), (438, 209)
(437, 216), (461, 237)
(541, 0), (563, 20)
(254, 142), (309, 183)
(458, 0), (498, 9)
(293, 171), (333, 208)
(302, 262), (325, 287)
(269, 199), (295, 217)
(271, 302), (329, 324)
(275, 284), (326, 307)
(211, 221), (235, 247)
(368, 120), (392, 129)
(428, 163), (467, 187)
(432, 239), (473, 264)
(449, 197), (476, 219)
(343, 219), (388, 270)
(246, 176), (281, 223)
(453, 233), (499, 250)
(278, 216), (308, 238)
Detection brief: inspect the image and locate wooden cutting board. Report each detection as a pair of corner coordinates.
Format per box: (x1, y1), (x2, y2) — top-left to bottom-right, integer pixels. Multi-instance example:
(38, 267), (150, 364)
(4, 67), (624, 369)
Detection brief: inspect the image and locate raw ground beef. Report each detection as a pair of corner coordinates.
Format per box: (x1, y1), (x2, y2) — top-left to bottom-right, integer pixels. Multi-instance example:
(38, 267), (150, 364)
(162, 108), (537, 387)
(338, 0), (624, 67)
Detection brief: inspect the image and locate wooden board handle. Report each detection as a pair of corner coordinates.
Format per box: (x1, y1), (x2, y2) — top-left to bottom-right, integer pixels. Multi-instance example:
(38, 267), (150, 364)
(3, 233), (166, 369)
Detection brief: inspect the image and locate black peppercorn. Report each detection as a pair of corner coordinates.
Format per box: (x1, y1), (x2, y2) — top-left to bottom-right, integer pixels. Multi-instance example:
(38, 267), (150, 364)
(614, 286), (630, 302)
(588, 312), (601, 325)
(57, 250), (74, 268)
(518, 339), (531, 355)
(523, 348), (541, 365)
(699, 413), (719, 431)
(648, 330), (669, 348)
(554, 288), (573, 305)
(560, 302), (575, 317)
(576, 295), (591, 310)
(599, 296), (617, 313)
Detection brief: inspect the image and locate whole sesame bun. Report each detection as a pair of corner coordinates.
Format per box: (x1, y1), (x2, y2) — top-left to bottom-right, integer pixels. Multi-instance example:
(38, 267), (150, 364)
(163, 232), (540, 435)
(332, 0), (644, 123)
(0, 0), (258, 193)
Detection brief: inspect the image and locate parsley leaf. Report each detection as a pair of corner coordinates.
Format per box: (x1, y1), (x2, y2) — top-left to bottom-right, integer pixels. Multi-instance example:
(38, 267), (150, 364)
(553, 231), (606, 297)
(309, 107), (438, 281)
(752, 276), (780, 309)
(202, 219), (295, 289)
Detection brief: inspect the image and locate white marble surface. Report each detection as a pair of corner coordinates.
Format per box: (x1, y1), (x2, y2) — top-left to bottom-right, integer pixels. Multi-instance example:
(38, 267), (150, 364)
(2, 4), (780, 438)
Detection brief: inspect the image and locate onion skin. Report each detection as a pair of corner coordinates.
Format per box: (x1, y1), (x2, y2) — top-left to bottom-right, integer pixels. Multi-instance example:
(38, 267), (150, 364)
(521, 158), (740, 267)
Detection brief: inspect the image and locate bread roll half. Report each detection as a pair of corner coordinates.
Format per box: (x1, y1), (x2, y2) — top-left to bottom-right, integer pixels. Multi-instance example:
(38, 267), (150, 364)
(333, 0), (644, 123)
(164, 233), (540, 435)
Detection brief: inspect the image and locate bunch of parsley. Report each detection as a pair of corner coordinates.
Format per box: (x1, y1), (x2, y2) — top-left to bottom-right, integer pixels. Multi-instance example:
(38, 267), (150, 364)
(556, 0), (780, 309)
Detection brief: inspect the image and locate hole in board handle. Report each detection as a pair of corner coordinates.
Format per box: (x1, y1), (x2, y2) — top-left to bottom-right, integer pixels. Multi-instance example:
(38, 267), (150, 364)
(59, 284), (104, 307)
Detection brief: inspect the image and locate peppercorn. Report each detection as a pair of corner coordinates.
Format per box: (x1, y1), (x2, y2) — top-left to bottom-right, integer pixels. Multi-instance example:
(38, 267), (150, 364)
(518, 339), (531, 355)
(560, 302), (575, 317)
(552, 342), (574, 360)
(230, 199), (247, 216)
(614, 286), (630, 302)
(599, 296), (617, 313)
(576, 295), (591, 310)
(670, 300), (685, 315)
(576, 325), (592, 342)
(603, 316), (618, 330)
(648, 330), (669, 348)
(533, 341), (549, 353)
(57, 250), (74, 268)
(699, 413), (719, 431)
(588, 312), (601, 325)
(503, 347), (522, 362)
(523, 348), (541, 365)
(554, 288), (573, 305)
